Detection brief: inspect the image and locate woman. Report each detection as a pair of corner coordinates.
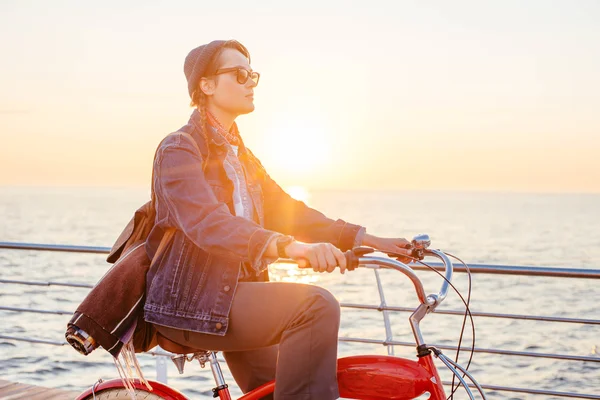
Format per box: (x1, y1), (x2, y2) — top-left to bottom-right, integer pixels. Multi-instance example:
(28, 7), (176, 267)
(144, 39), (412, 400)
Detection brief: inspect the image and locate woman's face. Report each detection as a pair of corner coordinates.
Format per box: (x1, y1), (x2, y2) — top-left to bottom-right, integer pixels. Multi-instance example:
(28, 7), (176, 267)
(204, 48), (257, 117)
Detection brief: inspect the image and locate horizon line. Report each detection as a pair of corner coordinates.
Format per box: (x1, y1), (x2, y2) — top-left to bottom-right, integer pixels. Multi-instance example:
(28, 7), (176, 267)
(1, 183), (599, 196)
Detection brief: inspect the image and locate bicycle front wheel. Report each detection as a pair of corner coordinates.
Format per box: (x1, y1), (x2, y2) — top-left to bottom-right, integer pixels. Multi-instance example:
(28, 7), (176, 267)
(83, 388), (166, 399)
(75, 379), (187, 400)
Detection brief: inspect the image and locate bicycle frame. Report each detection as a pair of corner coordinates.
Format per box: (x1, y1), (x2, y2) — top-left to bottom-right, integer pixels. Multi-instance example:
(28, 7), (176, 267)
(77, 241), (486, 400)
(76, 352), (445, 400)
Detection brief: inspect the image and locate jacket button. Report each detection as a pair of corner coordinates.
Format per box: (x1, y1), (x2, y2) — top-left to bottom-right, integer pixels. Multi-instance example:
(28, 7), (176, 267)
(215, 323), (223, 330)
(224, 285), (231, 292)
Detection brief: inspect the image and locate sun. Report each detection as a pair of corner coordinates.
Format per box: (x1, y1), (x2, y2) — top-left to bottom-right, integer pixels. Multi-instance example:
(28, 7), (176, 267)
(265, 118), (333, 175)
(285, 186), (310, 202)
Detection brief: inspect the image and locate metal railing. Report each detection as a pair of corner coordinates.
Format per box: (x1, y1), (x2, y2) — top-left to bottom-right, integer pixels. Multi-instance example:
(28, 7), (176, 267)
(1, 241), (599, 399)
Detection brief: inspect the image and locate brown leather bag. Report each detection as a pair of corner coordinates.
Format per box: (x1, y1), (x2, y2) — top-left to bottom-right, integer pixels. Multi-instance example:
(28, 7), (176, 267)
(67, 202), (175, 357)
(66, 131), (200, 358)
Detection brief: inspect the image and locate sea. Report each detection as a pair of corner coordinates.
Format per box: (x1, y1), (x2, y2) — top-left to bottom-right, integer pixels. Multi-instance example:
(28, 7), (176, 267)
(0, 186), (599, 399)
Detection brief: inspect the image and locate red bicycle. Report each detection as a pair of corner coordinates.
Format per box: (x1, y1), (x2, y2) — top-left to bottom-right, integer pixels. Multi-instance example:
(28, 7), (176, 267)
(76, 234), (486, 399)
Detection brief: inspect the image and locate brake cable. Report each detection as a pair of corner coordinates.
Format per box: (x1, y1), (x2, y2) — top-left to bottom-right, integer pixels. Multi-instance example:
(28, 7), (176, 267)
(414, 255), (475, 400)
(385, 249), (476, 399)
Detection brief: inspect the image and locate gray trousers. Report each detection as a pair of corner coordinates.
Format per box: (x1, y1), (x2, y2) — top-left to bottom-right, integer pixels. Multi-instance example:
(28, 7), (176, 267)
(155, 282), (341, 400)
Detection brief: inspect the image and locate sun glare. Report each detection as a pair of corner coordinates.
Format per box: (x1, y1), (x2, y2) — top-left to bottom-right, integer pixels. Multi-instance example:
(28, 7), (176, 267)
(265, 118), (333, 176)
(285, 186), (310, 202)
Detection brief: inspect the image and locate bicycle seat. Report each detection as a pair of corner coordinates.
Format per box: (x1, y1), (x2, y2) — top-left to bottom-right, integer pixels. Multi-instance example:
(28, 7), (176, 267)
(156, 332), (207, 354)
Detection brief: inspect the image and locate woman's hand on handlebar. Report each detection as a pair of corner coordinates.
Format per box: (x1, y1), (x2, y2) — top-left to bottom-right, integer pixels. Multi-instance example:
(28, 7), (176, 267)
(363, 234), (413, 264)
(286, 242), (347, 274)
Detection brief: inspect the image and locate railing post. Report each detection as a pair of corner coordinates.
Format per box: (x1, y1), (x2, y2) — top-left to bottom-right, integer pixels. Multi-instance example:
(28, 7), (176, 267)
(156, 355), (168, 384)
(373, 269), (395, 355)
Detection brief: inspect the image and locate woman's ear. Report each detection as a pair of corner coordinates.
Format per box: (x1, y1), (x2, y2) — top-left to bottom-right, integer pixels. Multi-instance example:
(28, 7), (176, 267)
(200, 78), (216, 96)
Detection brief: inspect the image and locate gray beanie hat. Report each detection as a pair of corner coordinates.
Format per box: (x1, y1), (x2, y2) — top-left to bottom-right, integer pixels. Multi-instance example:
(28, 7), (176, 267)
(184, 40), (227, 98)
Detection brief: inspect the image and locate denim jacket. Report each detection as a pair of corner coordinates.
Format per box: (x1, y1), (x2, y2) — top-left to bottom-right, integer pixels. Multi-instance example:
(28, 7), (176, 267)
(144, 109), (364, 335)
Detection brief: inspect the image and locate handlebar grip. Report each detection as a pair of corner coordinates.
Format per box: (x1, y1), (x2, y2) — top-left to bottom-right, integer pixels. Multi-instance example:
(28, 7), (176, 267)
(346, 246), (374, 270)
(296, 247), (372, 270)
(345, 250), (359, 271)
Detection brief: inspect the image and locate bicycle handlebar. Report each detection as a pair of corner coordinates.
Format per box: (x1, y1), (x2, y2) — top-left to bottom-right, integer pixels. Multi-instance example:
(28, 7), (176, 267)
(289, 234), (454, 308)
(346, 249), (452, 307)
(422, 248), (453, 305)
(340, 234), (453, 307)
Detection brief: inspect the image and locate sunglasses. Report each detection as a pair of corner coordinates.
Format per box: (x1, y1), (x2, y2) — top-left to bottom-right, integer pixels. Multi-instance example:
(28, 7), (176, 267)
(213, 67), (260, 86)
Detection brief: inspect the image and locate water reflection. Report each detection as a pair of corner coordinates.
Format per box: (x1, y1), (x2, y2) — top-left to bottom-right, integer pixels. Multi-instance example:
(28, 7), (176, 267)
(269, 262), (320, 284)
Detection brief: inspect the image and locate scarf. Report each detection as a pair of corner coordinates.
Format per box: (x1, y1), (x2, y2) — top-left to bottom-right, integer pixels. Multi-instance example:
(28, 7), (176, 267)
(206, 110), (241, 146)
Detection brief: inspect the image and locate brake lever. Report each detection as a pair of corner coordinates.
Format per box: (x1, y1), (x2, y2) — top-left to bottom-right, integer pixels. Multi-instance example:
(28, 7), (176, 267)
(385, 234), (431, 261)
(386, 248), (425, 261)
(383, 242), (421, 261)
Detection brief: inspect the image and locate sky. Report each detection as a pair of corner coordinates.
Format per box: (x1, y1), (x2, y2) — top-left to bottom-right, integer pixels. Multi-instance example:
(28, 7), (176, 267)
(1, 0), (599, 192)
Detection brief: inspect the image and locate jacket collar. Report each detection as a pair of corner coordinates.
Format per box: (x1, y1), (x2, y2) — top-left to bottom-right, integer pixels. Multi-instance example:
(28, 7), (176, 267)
(189, 108), (247, 160)
(188, 108), (249, 157)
